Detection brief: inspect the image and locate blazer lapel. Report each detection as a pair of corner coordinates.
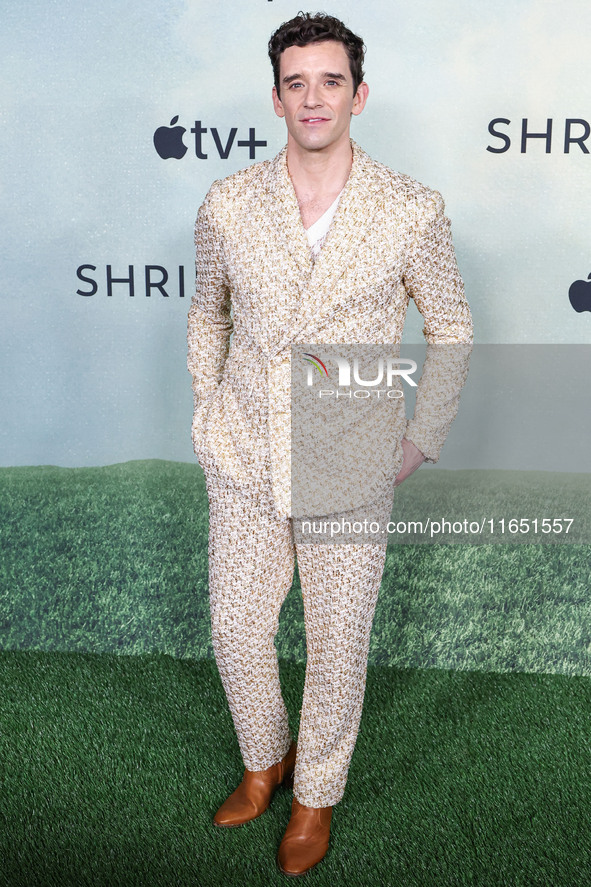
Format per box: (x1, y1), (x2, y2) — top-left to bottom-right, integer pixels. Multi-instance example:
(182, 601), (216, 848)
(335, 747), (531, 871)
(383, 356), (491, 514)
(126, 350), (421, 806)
(272, 140), (385, 351)
(261, 145), (314, 288)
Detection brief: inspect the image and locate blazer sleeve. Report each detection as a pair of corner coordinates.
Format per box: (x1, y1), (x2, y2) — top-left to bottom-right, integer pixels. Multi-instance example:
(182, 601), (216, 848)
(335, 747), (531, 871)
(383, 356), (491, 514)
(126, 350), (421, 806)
(402, 191), (473, 462)
(187, 191), (233, 420)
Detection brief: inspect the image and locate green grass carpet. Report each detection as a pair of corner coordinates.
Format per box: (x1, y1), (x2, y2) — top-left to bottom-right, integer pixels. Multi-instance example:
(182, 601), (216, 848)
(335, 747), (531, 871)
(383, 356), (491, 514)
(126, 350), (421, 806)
(1, 461), (590, 884)
(1, 650), (590, 887)
(1, 461), (589, 674)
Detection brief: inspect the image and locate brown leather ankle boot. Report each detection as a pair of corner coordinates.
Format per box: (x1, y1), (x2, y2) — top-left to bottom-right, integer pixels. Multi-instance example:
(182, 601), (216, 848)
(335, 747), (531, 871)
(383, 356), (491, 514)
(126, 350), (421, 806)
(277, 796), (333, 876)
(213, 741), (297, 827)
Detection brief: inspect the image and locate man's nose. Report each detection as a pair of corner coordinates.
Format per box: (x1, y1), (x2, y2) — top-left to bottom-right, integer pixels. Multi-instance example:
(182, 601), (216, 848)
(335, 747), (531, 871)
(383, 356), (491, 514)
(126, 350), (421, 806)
(304, 85), (322, 107)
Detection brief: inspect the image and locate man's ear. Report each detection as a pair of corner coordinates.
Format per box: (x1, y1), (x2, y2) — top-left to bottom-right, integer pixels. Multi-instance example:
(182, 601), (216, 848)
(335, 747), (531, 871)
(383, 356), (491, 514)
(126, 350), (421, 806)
(272, 86), (285, 118)
(351, 81), (369, 117)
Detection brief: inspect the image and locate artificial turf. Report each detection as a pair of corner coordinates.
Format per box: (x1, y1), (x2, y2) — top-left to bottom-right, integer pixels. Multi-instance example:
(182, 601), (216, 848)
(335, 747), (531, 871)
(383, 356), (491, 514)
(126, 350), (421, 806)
(0, 460), (590, 885)
(1, 460), (589, 674)
(1, 651), (591, 886)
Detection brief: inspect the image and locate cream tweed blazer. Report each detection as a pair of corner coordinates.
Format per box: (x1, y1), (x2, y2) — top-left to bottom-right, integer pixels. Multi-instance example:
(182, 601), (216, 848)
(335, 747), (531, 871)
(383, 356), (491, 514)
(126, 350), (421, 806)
(187, 140), (473, 516)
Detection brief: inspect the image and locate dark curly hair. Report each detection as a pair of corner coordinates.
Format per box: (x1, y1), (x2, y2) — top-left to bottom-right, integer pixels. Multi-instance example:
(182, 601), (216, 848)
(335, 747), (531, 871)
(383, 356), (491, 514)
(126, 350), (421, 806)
(268, 12), (365, 98)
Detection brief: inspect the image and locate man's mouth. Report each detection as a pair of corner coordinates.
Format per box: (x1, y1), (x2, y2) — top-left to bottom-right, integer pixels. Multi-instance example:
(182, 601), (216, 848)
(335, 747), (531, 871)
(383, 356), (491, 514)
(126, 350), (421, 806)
(301, 117), (329, 124)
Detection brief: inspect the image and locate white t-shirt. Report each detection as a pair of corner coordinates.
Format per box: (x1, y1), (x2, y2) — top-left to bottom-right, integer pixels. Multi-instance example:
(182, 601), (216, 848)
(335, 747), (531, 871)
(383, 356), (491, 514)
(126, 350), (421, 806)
(305, 189), (344, 258)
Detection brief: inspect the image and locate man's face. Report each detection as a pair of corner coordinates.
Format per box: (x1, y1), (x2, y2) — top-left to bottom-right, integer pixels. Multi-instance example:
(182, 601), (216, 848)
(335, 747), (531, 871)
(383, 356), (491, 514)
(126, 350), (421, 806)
(272, 41), (368, 155)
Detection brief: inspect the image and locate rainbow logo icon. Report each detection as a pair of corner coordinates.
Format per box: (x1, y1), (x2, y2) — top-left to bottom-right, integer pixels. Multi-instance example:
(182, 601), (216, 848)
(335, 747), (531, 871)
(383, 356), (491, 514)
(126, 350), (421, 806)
(302, 352), (330, 378)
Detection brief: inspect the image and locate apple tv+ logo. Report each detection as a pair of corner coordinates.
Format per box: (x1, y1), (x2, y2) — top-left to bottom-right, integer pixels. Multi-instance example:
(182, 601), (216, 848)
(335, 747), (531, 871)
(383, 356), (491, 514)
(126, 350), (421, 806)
(153, 116), (267, 160)
(569, 274), (591, 313)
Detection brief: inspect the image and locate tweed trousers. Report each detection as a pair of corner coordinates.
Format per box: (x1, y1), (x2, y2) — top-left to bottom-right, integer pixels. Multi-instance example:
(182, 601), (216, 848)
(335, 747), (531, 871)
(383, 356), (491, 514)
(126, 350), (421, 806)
(205, 469), (390, 808)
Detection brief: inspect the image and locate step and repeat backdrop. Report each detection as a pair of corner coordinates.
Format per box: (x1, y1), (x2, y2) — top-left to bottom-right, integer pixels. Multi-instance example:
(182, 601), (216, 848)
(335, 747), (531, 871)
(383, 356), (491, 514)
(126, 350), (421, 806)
(1, 0), (590, 469)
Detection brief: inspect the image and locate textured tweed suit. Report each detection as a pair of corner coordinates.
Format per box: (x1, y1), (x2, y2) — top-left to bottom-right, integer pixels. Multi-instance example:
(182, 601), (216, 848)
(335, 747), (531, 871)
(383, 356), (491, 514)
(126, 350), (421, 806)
(187, 139), (473, 807)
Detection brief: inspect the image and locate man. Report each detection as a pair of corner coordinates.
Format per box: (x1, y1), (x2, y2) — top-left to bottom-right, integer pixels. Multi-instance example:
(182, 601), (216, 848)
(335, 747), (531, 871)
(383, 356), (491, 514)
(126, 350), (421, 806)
(187, 12), (472, 876)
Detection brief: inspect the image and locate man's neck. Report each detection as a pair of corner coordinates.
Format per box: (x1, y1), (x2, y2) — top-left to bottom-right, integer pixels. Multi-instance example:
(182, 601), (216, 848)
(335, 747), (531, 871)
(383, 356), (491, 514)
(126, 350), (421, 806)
(286, 138), (353, 204)
(286, 137), (353, 229)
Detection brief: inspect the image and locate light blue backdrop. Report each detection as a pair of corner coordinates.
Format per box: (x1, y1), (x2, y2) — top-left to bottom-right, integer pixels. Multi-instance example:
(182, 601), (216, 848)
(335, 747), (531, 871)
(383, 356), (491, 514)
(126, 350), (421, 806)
(1, 0), (590, 467)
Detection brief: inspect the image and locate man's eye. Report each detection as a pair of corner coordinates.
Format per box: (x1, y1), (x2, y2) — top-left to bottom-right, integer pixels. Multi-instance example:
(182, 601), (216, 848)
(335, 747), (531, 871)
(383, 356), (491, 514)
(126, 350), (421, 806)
(289, 82), (303, 89)
(325, 80), (339, 86)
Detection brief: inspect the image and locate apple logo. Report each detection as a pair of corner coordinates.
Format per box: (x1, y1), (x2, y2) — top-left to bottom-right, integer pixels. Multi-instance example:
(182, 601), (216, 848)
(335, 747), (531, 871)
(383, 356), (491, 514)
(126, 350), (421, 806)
(568, 273), (591, 313)
(153, 116), (187, 159)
